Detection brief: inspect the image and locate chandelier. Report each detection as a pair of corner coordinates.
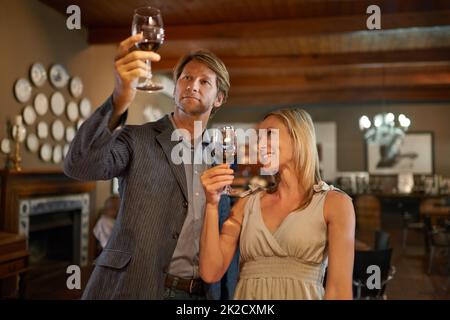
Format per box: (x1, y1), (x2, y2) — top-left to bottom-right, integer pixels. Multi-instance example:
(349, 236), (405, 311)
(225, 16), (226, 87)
(359, 113), (411, 145)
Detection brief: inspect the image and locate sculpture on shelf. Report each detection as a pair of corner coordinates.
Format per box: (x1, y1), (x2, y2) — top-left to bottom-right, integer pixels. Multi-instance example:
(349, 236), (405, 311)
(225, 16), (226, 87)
(10, 115), (27, 171)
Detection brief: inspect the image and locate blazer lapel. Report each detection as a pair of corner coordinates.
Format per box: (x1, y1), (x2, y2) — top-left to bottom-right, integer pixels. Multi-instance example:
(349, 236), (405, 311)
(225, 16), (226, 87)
(155, 116), (188, 200)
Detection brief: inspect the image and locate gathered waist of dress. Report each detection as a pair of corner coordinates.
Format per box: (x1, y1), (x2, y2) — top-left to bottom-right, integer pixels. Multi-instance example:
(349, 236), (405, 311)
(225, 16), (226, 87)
(239, 256), (326, 285)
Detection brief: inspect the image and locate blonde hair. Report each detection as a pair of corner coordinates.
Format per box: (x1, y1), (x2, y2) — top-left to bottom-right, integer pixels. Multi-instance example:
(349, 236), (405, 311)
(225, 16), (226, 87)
(264, 108), (322, 210)
(173, 49), (230, 118)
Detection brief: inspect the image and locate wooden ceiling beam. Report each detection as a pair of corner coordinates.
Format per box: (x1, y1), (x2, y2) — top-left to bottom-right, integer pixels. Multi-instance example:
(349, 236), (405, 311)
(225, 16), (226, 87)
(88, 11), (450, 44)
(225, 85), (450, 107)
(152, 48), (450, 72)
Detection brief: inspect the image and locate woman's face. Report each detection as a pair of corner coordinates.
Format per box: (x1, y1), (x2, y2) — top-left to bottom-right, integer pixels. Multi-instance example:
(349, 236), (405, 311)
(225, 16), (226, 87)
(258, 115), (294, 173)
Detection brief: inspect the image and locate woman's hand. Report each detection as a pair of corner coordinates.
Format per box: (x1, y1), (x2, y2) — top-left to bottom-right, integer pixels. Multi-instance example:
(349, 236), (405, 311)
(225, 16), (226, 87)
(200, 164), (234, 205)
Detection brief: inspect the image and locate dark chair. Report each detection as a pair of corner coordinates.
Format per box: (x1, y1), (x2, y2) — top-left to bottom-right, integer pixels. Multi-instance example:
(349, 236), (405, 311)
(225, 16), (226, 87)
(352, 248), (395, 300)
(374, 230), (390, 250)
(402, 211), (424, 249)
(423, 215), (450, 274)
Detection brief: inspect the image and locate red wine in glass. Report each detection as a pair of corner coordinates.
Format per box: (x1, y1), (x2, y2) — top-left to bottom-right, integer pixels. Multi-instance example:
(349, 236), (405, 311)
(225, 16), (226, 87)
(131, 7), (165, 92)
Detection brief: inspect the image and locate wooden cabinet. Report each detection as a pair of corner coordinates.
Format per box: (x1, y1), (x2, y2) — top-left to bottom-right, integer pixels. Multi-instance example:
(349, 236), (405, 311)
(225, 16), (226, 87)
(0, 232), (28, 298)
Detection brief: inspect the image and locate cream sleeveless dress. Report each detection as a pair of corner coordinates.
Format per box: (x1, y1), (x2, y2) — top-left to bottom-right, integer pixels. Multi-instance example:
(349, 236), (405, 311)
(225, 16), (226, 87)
(234, 181), (336, 300)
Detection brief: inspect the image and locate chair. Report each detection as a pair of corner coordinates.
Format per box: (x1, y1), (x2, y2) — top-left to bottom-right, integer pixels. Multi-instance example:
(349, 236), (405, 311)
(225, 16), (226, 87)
(401, 201), (424, 249)
(352, 248), (395, 300)
(374, 230), (390, 250)
(423, 215), (450, 274)
(354, 195), (381, 232)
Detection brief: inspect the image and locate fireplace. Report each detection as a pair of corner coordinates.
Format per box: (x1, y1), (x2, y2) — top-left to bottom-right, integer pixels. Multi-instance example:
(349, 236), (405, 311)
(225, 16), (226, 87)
(0, 169), (96, 298)
(19, 194), (90, 269)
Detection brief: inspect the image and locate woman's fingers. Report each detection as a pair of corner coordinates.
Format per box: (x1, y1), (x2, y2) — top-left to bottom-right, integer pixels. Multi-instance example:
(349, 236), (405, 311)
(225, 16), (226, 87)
(204, 180), (234, 194)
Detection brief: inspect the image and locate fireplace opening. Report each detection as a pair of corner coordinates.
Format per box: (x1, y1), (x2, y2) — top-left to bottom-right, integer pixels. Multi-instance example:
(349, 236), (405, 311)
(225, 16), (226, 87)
(28, 209), (81, 281)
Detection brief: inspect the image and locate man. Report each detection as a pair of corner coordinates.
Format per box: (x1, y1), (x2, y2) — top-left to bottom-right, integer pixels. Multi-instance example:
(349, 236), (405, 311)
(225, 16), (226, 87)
(64, 33), (238, 299)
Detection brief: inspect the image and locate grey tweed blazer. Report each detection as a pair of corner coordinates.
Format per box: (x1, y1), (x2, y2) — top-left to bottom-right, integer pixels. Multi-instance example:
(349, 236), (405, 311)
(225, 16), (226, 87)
(64, 96), (192, 299)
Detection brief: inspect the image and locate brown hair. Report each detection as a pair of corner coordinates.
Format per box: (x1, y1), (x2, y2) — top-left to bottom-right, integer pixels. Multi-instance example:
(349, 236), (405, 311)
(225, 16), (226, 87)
(173, 49), (230, 117)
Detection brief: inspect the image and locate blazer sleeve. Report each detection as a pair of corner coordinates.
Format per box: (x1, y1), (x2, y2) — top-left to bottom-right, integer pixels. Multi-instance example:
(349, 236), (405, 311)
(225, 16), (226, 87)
(63, 96), (133, 181)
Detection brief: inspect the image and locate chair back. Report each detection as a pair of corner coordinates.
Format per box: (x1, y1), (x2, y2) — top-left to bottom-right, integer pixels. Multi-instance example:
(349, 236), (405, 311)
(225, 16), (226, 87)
(374, 230), (390, 250)
(354, 195), (381, 232)
(353, 248), (393, 299)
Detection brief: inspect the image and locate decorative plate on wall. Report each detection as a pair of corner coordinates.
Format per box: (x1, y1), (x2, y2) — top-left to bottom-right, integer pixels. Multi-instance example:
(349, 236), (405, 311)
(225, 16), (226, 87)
(30, 63), (47, 87)
(14, 78), (32, 103)
(51, 119), (65, 141)
(52, 145), (63, 164)
(34, 93), (49, 116)
(37, 121), (49, 139)
(1, 138), (11, 154)
(23, 105), (37, 126)
(69, 76), (83, 98)
(66, 101), (79, 122)
(49, 64), (69, 89)
(26, 133), (39, 153)
(79, 98), (92, 118)
(50, 91), (65, 116)
(77, 118), (85, 130)
(65, 126), (76, 143)
(63, 144), (70, 158)
(40, 143), (52, 162)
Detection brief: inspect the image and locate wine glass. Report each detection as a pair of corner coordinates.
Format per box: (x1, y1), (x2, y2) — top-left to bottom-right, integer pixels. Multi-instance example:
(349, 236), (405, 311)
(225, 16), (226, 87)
(131, 6), (165, 92)
(212, 126), (237, 195)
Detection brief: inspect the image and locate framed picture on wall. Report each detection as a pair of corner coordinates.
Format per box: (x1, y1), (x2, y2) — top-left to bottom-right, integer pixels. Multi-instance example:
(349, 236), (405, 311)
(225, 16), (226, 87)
(366, 131), (434, 175)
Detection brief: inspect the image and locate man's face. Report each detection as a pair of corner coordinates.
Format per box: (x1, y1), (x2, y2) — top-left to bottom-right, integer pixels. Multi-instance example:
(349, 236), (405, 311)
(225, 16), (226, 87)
(174, 60), (223, 117)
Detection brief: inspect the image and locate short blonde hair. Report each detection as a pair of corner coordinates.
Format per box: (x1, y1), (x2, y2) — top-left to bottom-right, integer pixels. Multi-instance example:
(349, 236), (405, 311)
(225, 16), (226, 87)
(173, 49), (230, 117)
(264, 108), (322, 210)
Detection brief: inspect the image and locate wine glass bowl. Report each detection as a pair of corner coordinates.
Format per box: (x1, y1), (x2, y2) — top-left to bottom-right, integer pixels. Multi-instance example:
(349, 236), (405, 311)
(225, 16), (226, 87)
(131, 7), (165, 92)
(212, 126), (237, 195)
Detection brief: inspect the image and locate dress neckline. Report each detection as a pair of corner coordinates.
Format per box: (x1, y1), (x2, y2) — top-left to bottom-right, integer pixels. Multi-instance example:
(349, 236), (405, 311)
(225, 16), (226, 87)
(256, 181), (334, 236)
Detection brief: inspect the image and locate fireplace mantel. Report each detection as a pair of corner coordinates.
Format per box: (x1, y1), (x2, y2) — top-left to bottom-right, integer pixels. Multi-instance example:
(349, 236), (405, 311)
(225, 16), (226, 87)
(0, 169), (96, 263)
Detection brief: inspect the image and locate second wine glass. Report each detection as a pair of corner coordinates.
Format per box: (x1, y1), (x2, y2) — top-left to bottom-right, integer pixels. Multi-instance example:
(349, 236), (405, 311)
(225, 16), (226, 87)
(131, 6), (165, 92)
(212, 126), (237, 195)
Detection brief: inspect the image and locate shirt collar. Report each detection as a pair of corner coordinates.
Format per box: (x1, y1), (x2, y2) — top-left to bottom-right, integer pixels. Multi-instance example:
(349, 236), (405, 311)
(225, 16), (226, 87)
(169, 113), (211, 148)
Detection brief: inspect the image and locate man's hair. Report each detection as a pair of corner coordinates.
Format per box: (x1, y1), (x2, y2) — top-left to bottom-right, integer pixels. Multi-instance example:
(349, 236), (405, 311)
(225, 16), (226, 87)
(173, 49), (230, 117)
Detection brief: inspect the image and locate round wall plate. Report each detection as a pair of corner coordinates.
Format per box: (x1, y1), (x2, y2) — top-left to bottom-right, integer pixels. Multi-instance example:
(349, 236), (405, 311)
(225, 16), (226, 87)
(52, 145), (63, 164)
(50, 91), (65, 116)
(66, 101), (79, 122)
(77, 118), (85, 130)
(51, 119), (65, 141)
(49, 64), (69, 89)
(63, 144), (70, 159)
(14, 78), (32, 103)
(26, 133), (39, 152)
(30, 63), (47, 87)
(79, 98), (91, 118)
(40, 143), (52, 162)
(69, 76), (83, 98)
(1, 138), (11, 154)
(37, 121), (49, 139)
(34, 93), (49, 116)
(65, 126), (76, 143)
(23, 105), (37, 125)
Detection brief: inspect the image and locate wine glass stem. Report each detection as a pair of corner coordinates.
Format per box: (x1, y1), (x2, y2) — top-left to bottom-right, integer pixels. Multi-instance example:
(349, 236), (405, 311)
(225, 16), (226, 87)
(146, 59), (153, 80)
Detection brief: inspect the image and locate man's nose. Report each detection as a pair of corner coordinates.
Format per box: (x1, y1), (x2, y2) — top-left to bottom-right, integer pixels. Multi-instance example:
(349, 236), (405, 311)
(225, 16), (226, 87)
(190, 79), (200, 92)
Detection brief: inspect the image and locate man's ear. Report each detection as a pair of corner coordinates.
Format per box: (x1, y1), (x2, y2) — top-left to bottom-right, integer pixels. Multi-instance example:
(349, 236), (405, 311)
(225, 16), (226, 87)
(214, 91), (224, 107)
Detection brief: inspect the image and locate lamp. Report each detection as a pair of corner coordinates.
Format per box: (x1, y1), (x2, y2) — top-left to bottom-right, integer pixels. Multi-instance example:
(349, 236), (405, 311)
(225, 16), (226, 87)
(359, 112), (411, 145)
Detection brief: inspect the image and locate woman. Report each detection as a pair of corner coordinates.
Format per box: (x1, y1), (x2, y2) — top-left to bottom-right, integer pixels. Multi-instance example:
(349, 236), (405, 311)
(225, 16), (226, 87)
(199, 109), (355, 299)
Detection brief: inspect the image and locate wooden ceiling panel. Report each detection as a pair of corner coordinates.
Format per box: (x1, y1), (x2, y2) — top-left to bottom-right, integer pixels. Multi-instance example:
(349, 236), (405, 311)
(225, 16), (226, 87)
(37, 0), (450, 106)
